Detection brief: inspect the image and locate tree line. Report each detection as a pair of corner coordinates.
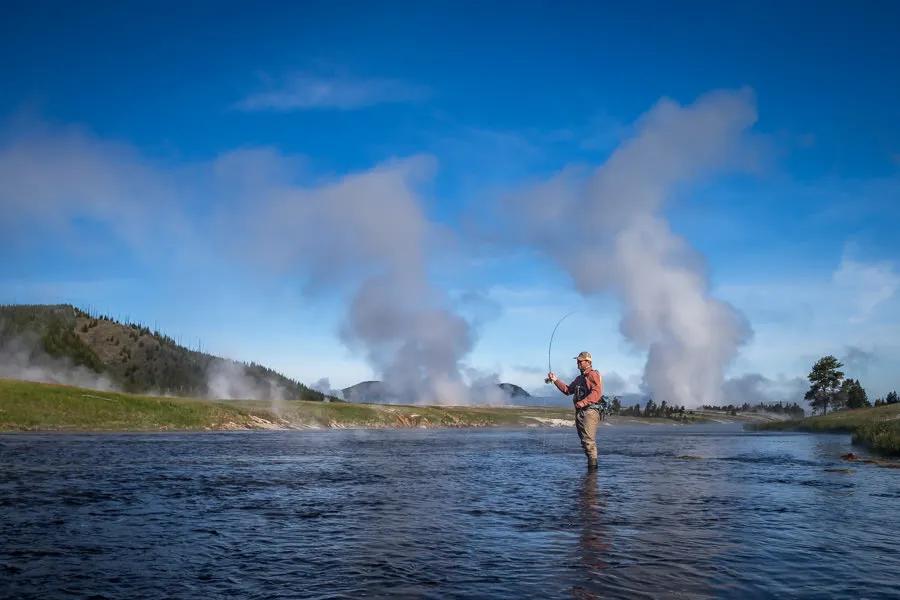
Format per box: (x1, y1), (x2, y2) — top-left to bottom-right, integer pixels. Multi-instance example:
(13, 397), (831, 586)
(701, 401), (805, 418)
(603, 396), (693, 420)
(598, 396), (806, 420)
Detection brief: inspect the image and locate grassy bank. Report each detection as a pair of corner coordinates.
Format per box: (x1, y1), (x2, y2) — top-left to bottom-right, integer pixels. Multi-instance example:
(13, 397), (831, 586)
(753, 403), (900, 455)
(0, 379), (731, 432)
(0, 379), (274, 431)
(0, 379), (581, 432)
(228, 398), (575, 429)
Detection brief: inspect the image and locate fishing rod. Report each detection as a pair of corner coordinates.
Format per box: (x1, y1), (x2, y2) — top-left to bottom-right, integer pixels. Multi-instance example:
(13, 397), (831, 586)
(544, 311), (576, 383)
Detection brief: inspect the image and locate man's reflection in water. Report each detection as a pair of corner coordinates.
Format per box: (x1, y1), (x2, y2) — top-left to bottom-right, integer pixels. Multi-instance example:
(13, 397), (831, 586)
(575, 469), (610, 584)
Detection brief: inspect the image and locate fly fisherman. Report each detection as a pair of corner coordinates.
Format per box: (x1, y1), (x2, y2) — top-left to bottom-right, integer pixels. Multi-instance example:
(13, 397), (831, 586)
(548, 351), (603, 470)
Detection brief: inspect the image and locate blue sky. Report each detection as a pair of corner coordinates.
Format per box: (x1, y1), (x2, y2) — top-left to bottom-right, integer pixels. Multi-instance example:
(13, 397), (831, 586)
(2, 1), (899, 401)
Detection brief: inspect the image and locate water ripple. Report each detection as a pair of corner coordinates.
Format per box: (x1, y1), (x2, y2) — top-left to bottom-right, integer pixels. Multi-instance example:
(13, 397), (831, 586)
(1, 428), (898, 599)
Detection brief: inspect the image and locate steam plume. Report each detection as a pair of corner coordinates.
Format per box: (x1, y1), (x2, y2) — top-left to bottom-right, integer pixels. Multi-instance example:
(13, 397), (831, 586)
(508, 89), (758, 407)
(223, 154), (477, 404)
(0, 330), (116, 391)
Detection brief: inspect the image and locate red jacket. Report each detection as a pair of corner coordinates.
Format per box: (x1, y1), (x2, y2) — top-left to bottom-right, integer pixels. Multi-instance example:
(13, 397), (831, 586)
(554, 369), (603, 409)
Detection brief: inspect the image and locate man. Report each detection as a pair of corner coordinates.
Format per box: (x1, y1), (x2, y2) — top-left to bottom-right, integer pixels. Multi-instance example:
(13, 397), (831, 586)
(548, 351), (602, 470)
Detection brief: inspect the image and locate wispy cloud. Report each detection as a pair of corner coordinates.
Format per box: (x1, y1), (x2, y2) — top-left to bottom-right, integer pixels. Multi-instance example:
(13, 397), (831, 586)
(0, 119), (193, 260)
(236, 73), (429, 111)
(842, 345), (876, 374)
(833, 252), (900, 321)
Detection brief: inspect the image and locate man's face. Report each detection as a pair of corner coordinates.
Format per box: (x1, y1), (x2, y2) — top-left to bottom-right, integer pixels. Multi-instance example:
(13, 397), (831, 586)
(577, 359), (591, 372)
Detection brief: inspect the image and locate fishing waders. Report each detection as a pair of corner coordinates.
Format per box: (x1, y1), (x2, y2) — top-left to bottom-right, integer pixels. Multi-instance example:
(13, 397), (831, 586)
(576, 405), (600, 469)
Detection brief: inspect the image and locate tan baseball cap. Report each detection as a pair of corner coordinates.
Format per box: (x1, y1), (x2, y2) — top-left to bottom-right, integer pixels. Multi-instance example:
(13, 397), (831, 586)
(573, 351), (592, 362)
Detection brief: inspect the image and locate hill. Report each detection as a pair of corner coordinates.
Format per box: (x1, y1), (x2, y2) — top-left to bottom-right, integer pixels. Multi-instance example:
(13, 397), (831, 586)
(342, 380), (394, 403)
(497, 382), (531, 399)
(0, 304), (328, 402)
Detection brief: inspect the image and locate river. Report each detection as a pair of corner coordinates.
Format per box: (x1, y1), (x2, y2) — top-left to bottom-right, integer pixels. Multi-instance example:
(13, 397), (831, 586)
(1, 425), (898, 598)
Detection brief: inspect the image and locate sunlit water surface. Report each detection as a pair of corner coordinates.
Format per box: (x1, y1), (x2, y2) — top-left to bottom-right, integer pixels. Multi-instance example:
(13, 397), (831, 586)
(1, 425), (898, 599)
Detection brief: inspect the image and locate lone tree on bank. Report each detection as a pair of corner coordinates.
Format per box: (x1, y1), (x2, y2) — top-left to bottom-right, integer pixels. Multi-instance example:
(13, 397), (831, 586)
(804, 355), (844, 415)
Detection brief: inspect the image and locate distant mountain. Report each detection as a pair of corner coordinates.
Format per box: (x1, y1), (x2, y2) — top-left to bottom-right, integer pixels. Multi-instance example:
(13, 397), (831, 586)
(341, 381), (394, 404)
(342, 380), (535, 405)
(0, 304), (330, 401)
(498, 383), (531, 399)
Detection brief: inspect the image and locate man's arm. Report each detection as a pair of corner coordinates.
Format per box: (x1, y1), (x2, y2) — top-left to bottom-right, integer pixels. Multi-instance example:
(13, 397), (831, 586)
(549, 374), (574, 395)
(574, 371), (603, 409)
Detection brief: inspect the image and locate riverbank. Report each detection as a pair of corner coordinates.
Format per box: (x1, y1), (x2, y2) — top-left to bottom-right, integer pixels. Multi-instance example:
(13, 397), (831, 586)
(752, 403), (900, 456)
(0, 379), (568, 431)
(0, 379), (730, 432)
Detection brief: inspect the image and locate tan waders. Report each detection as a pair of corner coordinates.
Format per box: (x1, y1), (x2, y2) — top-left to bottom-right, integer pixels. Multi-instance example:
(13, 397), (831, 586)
(576, 407), (600, 469)
(550, 357), (603, 469)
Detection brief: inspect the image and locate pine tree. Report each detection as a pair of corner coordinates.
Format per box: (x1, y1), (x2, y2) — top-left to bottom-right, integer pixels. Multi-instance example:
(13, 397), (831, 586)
(845, 379), (869, 409)
(834, 379), (851, 411)
(804, 355), (844, 415)
(611, 396), (622, 415)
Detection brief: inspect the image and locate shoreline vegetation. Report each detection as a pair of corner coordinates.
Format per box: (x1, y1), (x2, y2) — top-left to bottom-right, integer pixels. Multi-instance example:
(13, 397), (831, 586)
(0, 378), (765, 433)
(750, 354), (900, 457)
(752, 403), (900, 456)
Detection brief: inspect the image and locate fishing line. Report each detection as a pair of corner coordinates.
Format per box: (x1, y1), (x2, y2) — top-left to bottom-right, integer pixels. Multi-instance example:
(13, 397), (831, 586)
(544, 311), (576, 383)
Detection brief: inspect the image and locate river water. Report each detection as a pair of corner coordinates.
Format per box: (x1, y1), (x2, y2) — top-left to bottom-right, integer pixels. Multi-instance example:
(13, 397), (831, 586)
(1, 425), (898, 599)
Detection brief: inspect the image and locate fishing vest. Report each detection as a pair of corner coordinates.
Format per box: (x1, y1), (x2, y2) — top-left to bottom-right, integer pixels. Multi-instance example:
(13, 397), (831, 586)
(573, 370), (600, 407)
(572, 370), (611, 415)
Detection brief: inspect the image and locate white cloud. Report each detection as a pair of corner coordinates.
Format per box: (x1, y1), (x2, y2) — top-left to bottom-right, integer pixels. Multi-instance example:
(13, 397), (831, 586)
(833, 254), (900, 321)
(717, 255), (900, 398)
(0, 120), (193, 261)
(235, 73), (429, 111)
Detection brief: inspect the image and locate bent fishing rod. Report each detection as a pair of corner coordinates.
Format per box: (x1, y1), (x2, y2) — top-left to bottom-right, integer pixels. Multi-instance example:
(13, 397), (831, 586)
(544, 311), (576, 383)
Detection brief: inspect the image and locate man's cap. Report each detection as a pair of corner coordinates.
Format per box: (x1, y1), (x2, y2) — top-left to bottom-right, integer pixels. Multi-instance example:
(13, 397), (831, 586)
(573, 351), (592, 362)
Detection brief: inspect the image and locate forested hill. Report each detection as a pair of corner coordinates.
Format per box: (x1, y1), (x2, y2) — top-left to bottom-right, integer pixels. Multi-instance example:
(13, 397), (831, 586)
(0, 304), (329, 401)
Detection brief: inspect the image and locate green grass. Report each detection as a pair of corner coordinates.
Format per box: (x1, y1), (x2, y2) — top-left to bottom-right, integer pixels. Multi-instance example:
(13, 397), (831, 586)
(0, 379), (269, 431)
(1, 378), (718, 432)
(753, 403), (900, 456)
(0, 379), (579, 431)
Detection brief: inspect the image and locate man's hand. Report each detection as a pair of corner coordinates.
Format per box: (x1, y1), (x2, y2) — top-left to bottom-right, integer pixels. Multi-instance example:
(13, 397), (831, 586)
(546, 372), (558, 383)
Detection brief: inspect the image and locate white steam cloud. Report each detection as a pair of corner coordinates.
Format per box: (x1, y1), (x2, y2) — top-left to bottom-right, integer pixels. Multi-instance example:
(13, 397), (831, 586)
(1, 91), (763, 407)
(0, 330), (116, 391)
(206, 359), (287, 400)
(219, 154), (480, 405)
(0, 121), (490, 405)
(508, 89), (759, 407)
(310, 377), (343, 399)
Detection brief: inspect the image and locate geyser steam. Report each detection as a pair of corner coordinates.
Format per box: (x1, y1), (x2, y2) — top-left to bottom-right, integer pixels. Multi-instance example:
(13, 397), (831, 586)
(509, 89), (758, 407)
(225, 154), (477, 404)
